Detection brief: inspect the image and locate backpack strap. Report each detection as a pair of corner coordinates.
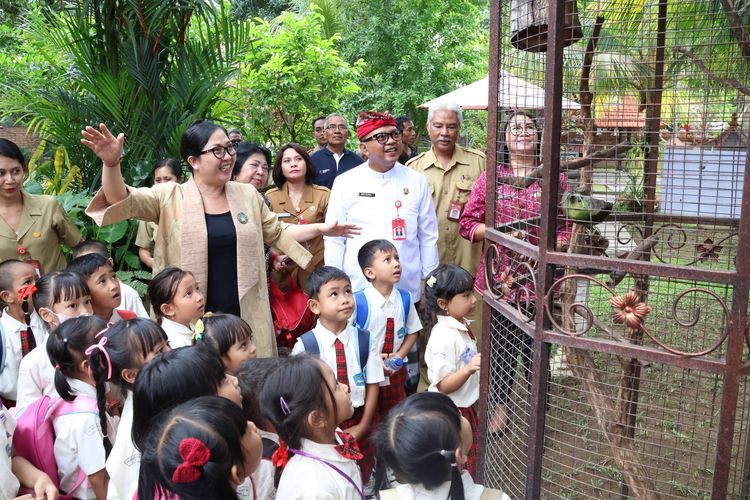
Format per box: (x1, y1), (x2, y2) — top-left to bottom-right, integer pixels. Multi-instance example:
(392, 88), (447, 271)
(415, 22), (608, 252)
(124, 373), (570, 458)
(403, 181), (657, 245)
(356, 328), (370, 374)
(353, 291), (369, 330)
(397, 288), (411, 325)
(299, 331), (320, 356)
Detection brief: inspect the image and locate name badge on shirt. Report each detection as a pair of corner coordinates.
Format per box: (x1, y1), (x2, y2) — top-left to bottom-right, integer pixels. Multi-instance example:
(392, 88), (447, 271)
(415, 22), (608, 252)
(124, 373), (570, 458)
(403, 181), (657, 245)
(359, 192), (375, 197)
(353, 372), (366, 386)
(392, 217), (406, 240)
(397, 326), (407, 339)
(460, 346), (478, 365)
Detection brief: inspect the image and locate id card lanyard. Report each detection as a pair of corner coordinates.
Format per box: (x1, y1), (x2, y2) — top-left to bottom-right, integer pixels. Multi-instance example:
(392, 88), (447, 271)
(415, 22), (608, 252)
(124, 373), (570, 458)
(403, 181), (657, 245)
(288, 447), (366, 500)
(392, 200), (406, 240)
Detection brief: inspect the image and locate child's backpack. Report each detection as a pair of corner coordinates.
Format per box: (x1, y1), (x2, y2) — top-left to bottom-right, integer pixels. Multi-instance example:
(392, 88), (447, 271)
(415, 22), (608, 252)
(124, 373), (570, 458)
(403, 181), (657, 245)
(12, 394), (99, 500)
(353, 288), (411, 331)
(299, 328), (371, 370)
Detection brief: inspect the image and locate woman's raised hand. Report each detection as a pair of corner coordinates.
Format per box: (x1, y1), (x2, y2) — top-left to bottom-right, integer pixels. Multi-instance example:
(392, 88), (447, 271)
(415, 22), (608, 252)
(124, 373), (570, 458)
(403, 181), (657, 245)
(81, 123), (125, 167)
(320, 220), (362, 238)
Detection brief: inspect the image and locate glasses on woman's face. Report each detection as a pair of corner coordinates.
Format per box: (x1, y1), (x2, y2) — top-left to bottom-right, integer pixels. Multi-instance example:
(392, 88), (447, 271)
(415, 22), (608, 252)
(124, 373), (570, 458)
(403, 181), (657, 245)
(509, 124), (537, 136)
(199, 144), (237, 159)
(362, 130), (403, 144)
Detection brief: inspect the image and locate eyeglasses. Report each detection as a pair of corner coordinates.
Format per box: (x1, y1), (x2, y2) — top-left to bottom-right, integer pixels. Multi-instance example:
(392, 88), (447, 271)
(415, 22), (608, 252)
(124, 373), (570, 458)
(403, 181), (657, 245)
(199, 144), (237, 159)
(509, 124), (537, 136)
(325, 124), (349, 131)
(362, 130), (403, 144)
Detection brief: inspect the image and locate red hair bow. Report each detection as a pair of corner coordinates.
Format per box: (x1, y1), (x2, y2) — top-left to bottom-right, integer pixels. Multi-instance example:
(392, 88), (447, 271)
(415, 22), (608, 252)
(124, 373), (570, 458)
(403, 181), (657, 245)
(17, 283), (37, 301)
(171, 438), (211, 484)
(271, 438), (290, 468)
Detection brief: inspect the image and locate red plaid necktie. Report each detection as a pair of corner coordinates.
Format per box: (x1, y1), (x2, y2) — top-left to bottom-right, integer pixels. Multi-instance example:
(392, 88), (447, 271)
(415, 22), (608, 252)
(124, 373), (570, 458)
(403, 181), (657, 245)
(334, 339), (349, 385)
(382, 317), (395, 354)
(466, 322), (476, 341)
(334, 430), (364, 461)
(20, 328), (35, 357)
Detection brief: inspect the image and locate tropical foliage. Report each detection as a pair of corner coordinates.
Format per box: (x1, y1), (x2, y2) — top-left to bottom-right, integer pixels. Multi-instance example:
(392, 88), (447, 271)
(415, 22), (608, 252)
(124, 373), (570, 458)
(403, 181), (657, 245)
(228, 9), (363, 148)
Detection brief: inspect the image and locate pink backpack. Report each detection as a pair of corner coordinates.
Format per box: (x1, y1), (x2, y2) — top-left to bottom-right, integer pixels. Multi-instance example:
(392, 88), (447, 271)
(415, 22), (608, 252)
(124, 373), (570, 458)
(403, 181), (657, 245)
(12, 394), (99, 500)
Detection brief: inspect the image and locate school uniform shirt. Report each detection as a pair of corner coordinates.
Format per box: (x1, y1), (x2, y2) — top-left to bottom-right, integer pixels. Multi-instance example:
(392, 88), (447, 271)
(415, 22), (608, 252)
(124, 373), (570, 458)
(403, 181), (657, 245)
(106, 391), (138, 500)
(250, 429), (279, 500)
(276, 435), (363, 500)
(0, 404), (19, 499)
(324, 162), (439, 301)
(160, 318), (194, 348)
(86, 177), (312, 358)
(0, 192), (83, 273)
(15, 331), (56, 408)
(407, 145), (485, 274)
(0, 308), (46, 401)
(425, 315), (479, 408)
(352, 285), (422, 387)
(382, 470), (511, 500)
(135, 220), (158, 253)
(118, 282), (149, 318)
(54, 378), (106, 499)
(291, 323), (385, 408)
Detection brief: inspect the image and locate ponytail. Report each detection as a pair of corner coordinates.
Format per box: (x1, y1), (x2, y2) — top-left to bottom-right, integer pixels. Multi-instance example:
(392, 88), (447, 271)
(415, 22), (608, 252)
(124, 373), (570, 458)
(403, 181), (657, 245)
(448, 465), (465, 500)
(86, 331), (115, 456)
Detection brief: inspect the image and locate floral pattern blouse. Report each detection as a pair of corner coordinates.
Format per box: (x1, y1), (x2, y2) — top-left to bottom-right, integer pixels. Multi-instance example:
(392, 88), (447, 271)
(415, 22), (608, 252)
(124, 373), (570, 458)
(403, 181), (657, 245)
(458, 165), (572, 302)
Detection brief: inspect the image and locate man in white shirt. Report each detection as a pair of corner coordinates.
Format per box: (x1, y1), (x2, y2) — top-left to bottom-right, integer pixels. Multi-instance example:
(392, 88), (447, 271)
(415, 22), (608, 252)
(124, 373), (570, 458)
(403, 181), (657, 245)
(324, 111), (439, 302)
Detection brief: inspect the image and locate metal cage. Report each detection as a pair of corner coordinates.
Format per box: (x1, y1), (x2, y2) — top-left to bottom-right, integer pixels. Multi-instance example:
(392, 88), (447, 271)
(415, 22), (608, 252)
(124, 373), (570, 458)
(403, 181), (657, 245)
(478, 1), (750, 498)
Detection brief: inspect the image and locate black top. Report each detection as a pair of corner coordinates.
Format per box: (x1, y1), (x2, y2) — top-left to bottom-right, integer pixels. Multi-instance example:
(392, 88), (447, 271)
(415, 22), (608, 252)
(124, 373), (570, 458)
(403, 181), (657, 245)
(205, 211), (241, 316)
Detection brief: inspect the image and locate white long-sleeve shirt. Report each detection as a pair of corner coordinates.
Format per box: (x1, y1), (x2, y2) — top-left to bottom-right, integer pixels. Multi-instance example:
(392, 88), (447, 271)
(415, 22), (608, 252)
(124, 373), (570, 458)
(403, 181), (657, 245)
(324, 162), (439, 300)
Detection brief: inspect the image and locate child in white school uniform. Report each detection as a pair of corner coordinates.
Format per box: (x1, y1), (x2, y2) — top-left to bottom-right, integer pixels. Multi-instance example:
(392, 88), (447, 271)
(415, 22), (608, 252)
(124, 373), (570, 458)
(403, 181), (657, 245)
(236, 357), (285, 500)
(71, 239), (149, 318)
(148, 267), (206, 348)
(0, 260), (46, 407)
(291, 266), (384, 483)
(16, 271), (93, 408)
(373, 392), (511, 500)
(423, 265), (481, 478)
(354, 240), (422, 421)
(46, 315), (110, 499)
(263, 355), (365, 500)
(85, 319), (169, 500)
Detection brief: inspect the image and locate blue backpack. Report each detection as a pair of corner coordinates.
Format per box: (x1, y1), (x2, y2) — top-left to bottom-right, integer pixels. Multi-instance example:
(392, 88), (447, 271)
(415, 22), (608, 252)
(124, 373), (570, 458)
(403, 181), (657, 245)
(298, 328), (371, 372)
(353, 288), (411, 331)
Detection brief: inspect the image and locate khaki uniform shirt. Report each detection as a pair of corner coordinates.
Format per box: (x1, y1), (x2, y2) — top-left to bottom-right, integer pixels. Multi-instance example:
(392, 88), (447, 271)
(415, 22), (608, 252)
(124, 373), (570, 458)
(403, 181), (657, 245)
(407, 144), (485, 273)
(135, 221), (157, 251)
(266, 183), (329, 287)
(86, 178), (312, 357)
(0, 192), (83, 272)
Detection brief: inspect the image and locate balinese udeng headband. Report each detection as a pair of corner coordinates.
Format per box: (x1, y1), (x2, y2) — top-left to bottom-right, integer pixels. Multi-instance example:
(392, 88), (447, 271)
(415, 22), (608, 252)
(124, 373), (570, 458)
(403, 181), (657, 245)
(356, 111), (397, 141)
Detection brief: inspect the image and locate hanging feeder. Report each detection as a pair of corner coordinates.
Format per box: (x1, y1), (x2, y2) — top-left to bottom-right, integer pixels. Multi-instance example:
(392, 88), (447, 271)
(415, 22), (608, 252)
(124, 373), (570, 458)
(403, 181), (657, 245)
(510, 0), (583, 52)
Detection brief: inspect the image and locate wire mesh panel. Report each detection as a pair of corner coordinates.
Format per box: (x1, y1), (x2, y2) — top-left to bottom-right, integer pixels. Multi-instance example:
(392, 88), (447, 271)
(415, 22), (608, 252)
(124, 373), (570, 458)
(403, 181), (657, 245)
(479, 0), (750, 498)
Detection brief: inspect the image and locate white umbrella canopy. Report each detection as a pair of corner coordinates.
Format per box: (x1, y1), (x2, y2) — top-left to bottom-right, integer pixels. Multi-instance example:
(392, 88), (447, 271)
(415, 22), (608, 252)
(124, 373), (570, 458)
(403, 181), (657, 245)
(419, 72), (580, 110)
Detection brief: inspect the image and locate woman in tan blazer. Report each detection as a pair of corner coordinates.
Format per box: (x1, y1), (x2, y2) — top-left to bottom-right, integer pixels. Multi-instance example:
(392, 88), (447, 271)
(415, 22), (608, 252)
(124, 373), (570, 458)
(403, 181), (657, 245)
(82, 121), (357, 357)
(0, 139), (83, 273)
(266, 143), (329, 288)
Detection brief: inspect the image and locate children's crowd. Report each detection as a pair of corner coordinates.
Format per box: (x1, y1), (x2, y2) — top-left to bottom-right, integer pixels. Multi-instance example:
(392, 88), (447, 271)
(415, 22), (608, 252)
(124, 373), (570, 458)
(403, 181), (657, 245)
(0, 233), (514, 499)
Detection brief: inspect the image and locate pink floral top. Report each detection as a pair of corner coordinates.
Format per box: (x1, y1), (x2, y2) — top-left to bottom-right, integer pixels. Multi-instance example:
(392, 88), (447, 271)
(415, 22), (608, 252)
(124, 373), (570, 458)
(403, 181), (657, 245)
(458, 166), (572, 301)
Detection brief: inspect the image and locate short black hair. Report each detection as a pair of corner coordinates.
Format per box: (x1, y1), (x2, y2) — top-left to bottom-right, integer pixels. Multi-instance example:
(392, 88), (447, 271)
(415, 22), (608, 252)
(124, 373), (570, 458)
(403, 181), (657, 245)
(232, 141), (272, 181)
(235, 357), (284, 431)
(67, 253), (112, 280)
(72, 239), (109, 260)
(304, 266), (351, 300)
(180, 119), (228, 172)
(0, 138), (27, 171)
(152, 158), (183, 182)
(395, 115), (413, 132)
(0, 259), (27, 293)
(357, 239), (397, 275)
(312, 115), (326, 130)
